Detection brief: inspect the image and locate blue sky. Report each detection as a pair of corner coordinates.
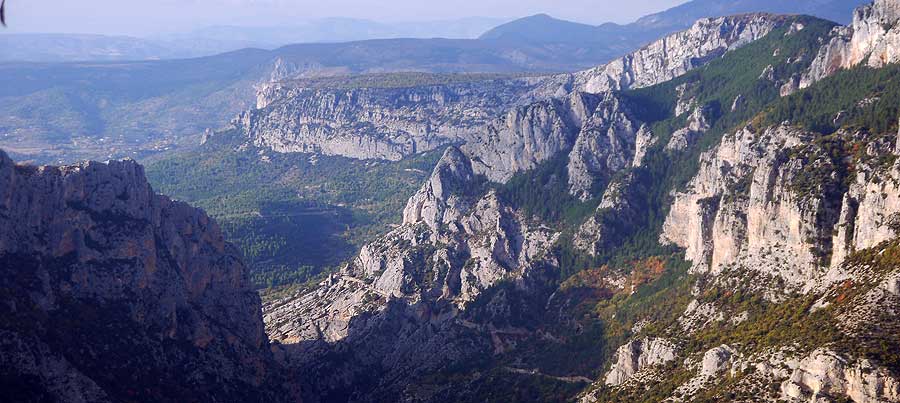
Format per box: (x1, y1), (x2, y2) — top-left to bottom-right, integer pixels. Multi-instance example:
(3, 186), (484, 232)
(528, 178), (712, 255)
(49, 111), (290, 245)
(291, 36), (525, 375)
(2, 0), (687, 36)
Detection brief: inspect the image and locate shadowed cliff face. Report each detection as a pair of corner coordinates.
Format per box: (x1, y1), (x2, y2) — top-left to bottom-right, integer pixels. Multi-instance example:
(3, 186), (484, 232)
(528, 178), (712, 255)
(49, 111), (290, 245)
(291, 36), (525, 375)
(0, 150), (300, 403)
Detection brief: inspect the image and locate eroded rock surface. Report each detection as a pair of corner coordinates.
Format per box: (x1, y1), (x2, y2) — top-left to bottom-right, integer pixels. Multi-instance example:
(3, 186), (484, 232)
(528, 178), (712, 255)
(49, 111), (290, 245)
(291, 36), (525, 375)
(803, 0), (900, 87)
(0, 150), (296, 402)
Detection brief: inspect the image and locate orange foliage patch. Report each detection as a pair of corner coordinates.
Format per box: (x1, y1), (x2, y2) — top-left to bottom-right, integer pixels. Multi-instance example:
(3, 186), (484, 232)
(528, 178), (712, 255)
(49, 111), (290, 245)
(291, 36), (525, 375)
(628, 256), (667, 290)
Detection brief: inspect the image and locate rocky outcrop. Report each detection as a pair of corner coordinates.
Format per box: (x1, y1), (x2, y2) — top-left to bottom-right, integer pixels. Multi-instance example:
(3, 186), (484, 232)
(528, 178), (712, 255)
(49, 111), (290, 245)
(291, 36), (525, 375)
(574, 172), (649, 255)
(239, 77), (542, 161)
(401, 146), (476, 228)
(0, 150), (296, 402)
(665, 106), (710, 152)
(461, 92), (589, 183)
(830, 145), (900, 269)
(781, 349), (900, 403)
(700, 345), (736, 377)
(566, 14), (785, 95)
(662, 120), (900, 293)
(235, 13), (787, 183)
(604, 337), (678, 386)
(263, 147), (558, 401)
(567, 93), (642, 200)
(461, 89), (646, 201)
(802, 0), (900, 87)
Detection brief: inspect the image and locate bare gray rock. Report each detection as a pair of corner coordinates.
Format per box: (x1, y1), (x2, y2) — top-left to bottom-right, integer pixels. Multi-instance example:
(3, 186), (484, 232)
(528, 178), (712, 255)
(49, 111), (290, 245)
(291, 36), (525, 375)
(604, 337), (678, 386)
(234, 14), (788, 184)
(263, 147), (558, 400)
(701, 345), (735, 377)
(781, 349), (900, 403)
(802, 0), (900, 87)
(0, 150), (294, 402)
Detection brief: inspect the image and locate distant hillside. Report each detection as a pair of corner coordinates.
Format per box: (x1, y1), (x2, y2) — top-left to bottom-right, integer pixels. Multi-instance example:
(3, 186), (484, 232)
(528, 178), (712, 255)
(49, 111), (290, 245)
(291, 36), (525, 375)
(0, 17), (508, 63)
(633, 0), (868, 28)
(0, 38), (617, 164)
(478, 14), (609, 44)
(480, 0), (868, 46)
(0, 0), (873, 164)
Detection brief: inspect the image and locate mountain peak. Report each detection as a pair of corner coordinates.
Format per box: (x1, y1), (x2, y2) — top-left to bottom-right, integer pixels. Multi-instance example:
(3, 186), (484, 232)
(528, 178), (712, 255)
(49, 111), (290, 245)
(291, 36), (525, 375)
(478, 13), (602, 43)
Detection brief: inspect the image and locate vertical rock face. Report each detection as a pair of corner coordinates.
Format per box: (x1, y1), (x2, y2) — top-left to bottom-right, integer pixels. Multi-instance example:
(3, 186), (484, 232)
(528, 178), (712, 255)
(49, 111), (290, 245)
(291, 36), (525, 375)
(239, 78), (543, 161)
(0, 150), (294, 402)
(462, 92), (589, 183)
(662, 125), (811, 281)
(568, 14), (784, 95)
(462, 90), (645, 200)
(781, 349), (900, 403)
(830, 148), (900, 269)
(604, 337), (677, 386)
(661, 122), (900, 293)
(803, 0), (900, 87)
(567, 93), (641, 200)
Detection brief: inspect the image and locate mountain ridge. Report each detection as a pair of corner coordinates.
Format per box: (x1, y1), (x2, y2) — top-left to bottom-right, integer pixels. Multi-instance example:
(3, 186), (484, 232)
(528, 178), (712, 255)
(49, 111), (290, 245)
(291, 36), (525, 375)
(248, 2), (900, 401)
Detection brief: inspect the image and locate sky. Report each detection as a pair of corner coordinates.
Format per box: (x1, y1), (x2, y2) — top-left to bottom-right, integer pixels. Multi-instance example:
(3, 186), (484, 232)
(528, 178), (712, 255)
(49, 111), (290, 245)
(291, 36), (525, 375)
(1, 0), (687, 36)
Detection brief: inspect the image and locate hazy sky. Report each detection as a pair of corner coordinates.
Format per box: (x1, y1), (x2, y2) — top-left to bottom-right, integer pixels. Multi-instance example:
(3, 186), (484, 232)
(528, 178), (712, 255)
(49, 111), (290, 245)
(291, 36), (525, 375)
(2, 0), (687, 36)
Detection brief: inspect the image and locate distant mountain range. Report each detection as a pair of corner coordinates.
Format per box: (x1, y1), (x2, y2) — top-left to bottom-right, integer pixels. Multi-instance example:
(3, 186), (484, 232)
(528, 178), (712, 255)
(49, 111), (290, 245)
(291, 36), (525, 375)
(0, 0), (873, 164)
(1, 0), (868, 63)
(480, 0), (868, 45)
(0, 17), (507, 62)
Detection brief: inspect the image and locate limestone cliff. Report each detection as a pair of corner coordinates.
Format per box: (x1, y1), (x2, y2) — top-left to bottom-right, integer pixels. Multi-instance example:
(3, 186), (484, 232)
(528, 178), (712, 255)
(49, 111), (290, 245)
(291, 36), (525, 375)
(568, 14), (785, 95)
(238, 77), (542, 161)
(661, 123), (900, 294)
(232, 13), (788, 182)
(0, 150), (297, 402)
(803, 0), (900, 87)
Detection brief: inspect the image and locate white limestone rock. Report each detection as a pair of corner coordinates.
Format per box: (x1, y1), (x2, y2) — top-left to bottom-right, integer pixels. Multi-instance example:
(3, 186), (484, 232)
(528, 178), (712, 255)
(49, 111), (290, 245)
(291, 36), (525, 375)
(781, 349), (900, 403)
(604, 337), (678, 386)
(802, 0), (900, 87)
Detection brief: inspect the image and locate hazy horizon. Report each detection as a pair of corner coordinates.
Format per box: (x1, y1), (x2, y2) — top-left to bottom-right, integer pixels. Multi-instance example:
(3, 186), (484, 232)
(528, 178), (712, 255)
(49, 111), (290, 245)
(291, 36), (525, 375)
(1, 0), (686, 37)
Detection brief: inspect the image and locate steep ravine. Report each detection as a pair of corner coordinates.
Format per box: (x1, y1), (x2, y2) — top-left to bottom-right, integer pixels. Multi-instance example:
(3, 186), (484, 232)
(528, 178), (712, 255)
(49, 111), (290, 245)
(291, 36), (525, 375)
(262, 3), (900, 402)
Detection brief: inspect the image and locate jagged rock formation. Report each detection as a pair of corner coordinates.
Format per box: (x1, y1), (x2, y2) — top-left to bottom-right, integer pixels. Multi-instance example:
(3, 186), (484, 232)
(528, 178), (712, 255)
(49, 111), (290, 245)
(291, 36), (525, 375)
(567, 14), (785, 95)
(661, 123), (900, 293)
(263, 147), (558, 401)
(662, 124), (818, 284)
(574, 172), (650, 255)
(803, 0), (900, 87)
(239, 77), (543, 161)
(781, 349), (900, 402)
(665, 106), (710, 151)
(0, 150), (297, 402)
(604, 337), (678, 386)
(256, 5), (900, 402)
(234, 13), (788, 186)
